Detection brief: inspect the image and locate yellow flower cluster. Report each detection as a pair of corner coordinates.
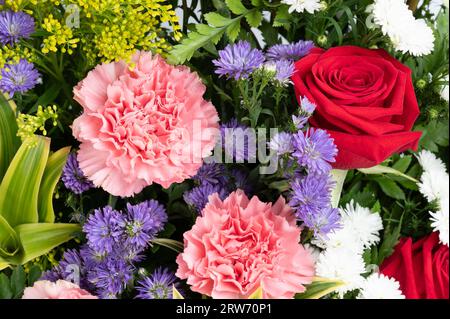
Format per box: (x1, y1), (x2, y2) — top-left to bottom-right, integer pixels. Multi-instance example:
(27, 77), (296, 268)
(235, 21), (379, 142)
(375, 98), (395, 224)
(41, 14), (80, 55)
(16, 105), (59, 142)
(0, 45), (36, 74)
(2, 0), (60, 13)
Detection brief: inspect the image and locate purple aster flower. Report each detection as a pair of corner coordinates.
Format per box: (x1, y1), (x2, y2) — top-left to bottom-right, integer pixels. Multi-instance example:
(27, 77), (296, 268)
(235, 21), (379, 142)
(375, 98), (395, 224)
(213, 40), (265, 80)
(289, 174), (334, 217)
(269, 132), (293, 156)
(266, 40), (315, 62)
(193, 162), (229, 186)
(122, 200), (168, 250)
(88, 258), (133, 297)
(136, 268), (179, 299)
(300, 96), (316, 114)
(83, 206), (125, 254)
(292, 128), (338, 174)
(80, 245), (108, 269)
(0, 10), (35, 45)
(0, 59), (41, 95)
(230, 168), (253, 196)
(221, 119), (256, 163)
(298, 207), (342, 237)
(40, 267), (63, 282)
(292, 114), (309, 130)
(274, 59), (295, 85)
(62, 153), (94, 194)
(184, 183), (229, 213)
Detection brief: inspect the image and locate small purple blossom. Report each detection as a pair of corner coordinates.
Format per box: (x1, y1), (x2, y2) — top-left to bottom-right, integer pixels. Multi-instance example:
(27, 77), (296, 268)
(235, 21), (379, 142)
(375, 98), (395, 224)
(221, 119), (256, 163)
(269, 132), (293, 156)
(292, 114), (309, 130)
(193, 162), (228, 186)
(0, 59), (41, 95)
(184, 183), (229, 213)
(266, 40), (315, 62)
(122, 200), (168, 250)
(274, 59), (295, 84)
(83, 206), (125, 254)
(136, 268), (179, 299)
(213, 41), (265, 80)
(300, 96), (316, 114)
(292, 128), (338, 174)
(289, 174), (334, 217)
(62, 153), (94, 194)
(88, 258), (133, 297)
(297, 206), (342, 237)
(230, 168), (253, 196)
(0, 10), (35, 45)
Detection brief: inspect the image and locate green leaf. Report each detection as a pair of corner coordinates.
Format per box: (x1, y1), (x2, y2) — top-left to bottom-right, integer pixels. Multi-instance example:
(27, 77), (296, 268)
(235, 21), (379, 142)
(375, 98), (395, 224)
(251, 0), (263, 6)
(226, 19), (241, 42)
(0, 273), (12, 299)
(248, 287), (263, 299)
(225, 0), (247, 15)
(0, 215), (20, 258)
(273, 5), (290, 28)
(38, 147), (71, 223)
(359, 165), (418, 183)
(204, 12), (232, 27)
(374, 177), (405, 200)
(151, 238), (184, 253)
(0, 93), (20, 181)
(331, 170), (348, 208)
(378, 216), (403, 264)
(11, 223), (80, 266)
(10, 266), (26, 298)
(245, 10), (263, 28)
(0, 136), (50, 227)
(27, 265), (42, 286)
(392, 156), (412, 173)
(296, 277), (345, 299)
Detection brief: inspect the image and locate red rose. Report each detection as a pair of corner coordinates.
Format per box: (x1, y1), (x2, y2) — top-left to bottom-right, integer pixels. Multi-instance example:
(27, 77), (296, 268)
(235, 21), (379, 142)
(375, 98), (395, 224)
(292, 46), (422, 169)
(380, 232), (449, 299)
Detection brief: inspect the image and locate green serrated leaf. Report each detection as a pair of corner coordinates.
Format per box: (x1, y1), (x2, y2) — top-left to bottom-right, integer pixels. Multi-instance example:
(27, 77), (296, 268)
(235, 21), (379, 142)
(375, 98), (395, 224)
(204, 12), (232, 27)
(273, 5), (291, 29)
(226, 19), (241, 42)
(225, 0), (247, 15)
(296, 277), (345, 299)
(0, 273), (12, 299)
(38, 147), (71, 223)
(245, 10), (263, 28)
(10, 266), (26, 298)
(374, 177), (405, 200)
(0, 136), (50, 227)
(0, 93), (20, 181)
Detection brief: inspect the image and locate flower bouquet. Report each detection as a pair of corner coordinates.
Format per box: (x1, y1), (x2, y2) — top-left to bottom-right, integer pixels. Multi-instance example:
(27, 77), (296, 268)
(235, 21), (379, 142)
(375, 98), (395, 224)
(0, 0), (448, 301)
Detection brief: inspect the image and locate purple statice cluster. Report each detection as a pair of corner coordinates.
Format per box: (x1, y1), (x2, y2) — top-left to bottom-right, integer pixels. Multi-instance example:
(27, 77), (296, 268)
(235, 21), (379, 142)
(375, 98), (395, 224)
(184, 161), (253, 214)
(268, 97), (341, 237)
(42, 201), (169, 299)
(62, 153), (94, 194)
(0, 10), (40, 96)
(212, 39), (313, 87)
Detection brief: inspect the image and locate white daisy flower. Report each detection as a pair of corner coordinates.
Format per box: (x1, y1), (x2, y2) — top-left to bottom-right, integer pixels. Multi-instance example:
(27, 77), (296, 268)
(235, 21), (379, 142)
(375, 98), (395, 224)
(281, 0), (323, 14)
(357, 273), (405, 299)
(431, 197), (449, 246)
(417, 151), (449, 203)
(316, 247), (366, 296)
(417, 150), (447, 173)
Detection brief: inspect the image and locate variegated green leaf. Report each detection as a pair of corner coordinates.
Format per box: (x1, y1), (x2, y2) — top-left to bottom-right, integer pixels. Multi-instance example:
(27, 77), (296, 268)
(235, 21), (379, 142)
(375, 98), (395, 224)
(152, 238), (184, 253)
(331, 169), (348, 208)
(173, 285), (185, 299)
(295, 277), (345, 299)
(38, 147), (71, 223)
(0, 215), (19, 259)
(10, 223), (80, 266)
(0, 136), (50, 227)
(0, 93), (20, 181)
(358, 165), (419, 183)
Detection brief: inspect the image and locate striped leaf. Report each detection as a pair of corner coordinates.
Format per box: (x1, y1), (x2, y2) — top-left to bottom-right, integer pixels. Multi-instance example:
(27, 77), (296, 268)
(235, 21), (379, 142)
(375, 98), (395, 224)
(0, 136), (50, 227)
(295, 277), (345, 299)
(38, 147), (71, 223)
(0, 215), (19, 259)
(0, 93), (20, 181)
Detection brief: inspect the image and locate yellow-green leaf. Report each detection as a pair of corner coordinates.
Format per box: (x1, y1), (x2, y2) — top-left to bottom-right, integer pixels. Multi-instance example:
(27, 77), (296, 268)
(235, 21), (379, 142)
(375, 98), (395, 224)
(0, 136), (50, 227)
(248, 286), (263, 299)
(358, 165), (419, 183)
(331, 169), (348, 208)
(38, 147), (71, 223)
(173, 285), (184, 299)
(225, 0), (247, 15)
(0, 215), (19, 259)
(11, 223), (80, 266)
(0, 93), (20, 181)
(295, 277), (345, 299)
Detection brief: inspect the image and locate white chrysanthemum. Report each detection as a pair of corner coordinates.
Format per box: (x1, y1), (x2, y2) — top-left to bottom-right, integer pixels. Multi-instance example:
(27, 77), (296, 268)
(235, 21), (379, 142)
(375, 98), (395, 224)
(313, 225), (363, 254)
(417, 150), (449, 202)
(440, 75), (449, 102)
(371, 0), (435, 56)
(340, 201), (384, 250)
(431, 197), (449, 246)
(357, 274), (405, 299)
(304, 243), (321, 264)
(316, 248), (366, 296)
(281, 0), (323, 14)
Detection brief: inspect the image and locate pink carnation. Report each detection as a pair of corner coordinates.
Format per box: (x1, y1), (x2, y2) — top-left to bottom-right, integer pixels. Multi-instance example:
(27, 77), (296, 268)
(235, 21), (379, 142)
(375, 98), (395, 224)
(22, 280), (97, 299)
(72, 51), (219, 197)
(176, 190), (315, 299)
